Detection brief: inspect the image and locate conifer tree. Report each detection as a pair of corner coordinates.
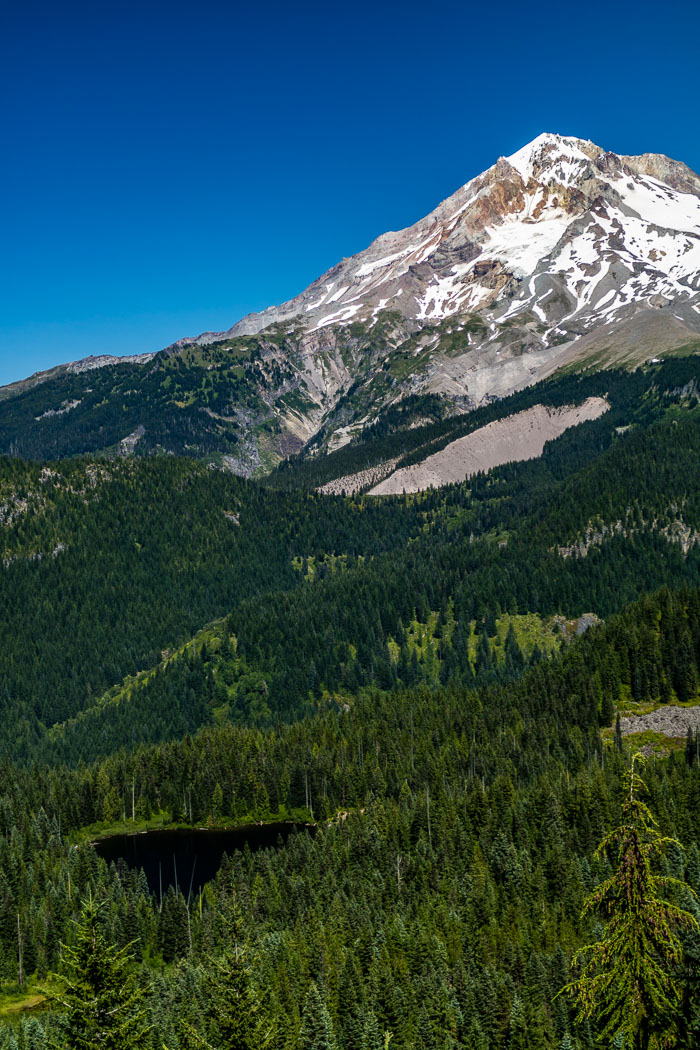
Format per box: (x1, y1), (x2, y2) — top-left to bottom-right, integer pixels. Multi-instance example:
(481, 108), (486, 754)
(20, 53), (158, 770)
(561, 754), (699, 1050)
(200, 949), (270, 1050)
(506, 994), (528, 1050)
(47, 893), (150, 1049)
(300, 982), (337, 1050)
(614, 712), (623, 753)
(180, 902), (272, 1050)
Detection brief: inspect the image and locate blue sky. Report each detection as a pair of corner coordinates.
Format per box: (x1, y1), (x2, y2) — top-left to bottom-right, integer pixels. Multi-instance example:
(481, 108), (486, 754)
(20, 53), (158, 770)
(1, 0), (699, 385)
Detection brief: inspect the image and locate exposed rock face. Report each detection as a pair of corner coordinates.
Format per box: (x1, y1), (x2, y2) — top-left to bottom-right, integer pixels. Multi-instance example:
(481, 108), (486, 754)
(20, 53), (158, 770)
(156, 134), (700, 459)
(119, 425), (145, 454)
(67, 354), (155, 373)
(619, 705), (700, 739)
(621, 152), (700, 195)
(369, 397), (609, 495)
(317, 459), (401, 496)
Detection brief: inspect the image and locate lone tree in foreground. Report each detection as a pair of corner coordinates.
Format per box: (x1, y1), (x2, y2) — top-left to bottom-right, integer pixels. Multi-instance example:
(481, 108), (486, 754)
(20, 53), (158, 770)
(47, 892), (150, 1049)
(562, 753), (698, 1050)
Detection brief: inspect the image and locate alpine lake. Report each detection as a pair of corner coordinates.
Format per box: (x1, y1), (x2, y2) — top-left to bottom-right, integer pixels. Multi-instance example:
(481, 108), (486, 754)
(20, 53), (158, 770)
(93, 822), (312, 897)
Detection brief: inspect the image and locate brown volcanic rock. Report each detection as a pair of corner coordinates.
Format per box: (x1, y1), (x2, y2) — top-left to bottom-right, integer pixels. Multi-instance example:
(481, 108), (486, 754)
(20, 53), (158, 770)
(168, 134), (700, 358)
(621, 152), (700, 195)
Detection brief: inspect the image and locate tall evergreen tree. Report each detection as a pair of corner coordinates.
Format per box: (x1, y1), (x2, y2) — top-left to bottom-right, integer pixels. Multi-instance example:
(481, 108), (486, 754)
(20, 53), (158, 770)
(210, 946), (272, 1050)
(561, 754), (699, 1050)
(300, 982), (337, 1050)
(46, 894), (150, 1050)
(506, 994), (528, 1050)
(180, 902), (272, 1050)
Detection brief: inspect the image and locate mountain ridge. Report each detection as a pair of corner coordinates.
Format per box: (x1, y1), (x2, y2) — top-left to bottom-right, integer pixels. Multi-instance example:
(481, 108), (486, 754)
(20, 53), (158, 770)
(2, 133), (699, 472)
(169, 132), (700, 343)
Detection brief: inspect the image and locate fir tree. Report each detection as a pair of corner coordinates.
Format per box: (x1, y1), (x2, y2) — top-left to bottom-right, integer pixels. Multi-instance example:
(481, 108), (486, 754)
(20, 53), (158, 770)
(684, 726), (697, 768)
(506, 994), (528, 1050)
(210, 945), (273, 1050)
(561, 754), (699, 1050)
(181, 904), (272, 1050)
(46, 893), (150, 1050)
(300, 982), (337, 1050)
(614, 712), (623, 753)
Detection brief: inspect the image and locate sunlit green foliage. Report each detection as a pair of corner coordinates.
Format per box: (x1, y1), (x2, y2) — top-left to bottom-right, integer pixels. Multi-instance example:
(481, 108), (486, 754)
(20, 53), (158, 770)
(0, 359), (699, 1046)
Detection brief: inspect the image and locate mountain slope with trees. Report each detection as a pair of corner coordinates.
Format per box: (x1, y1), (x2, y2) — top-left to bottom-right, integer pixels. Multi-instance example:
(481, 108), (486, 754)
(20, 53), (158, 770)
(0, 360), (699, 1046)
(0, 360), (699, 766)
(0, 588), (699, 1047)
(2, 134), (700, 468)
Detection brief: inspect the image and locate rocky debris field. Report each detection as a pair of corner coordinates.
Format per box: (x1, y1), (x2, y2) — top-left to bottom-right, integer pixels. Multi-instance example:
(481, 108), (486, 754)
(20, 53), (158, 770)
(369, 397), (609, 495)
(619, 704), (700, 739)
(317, 459), (400, 496)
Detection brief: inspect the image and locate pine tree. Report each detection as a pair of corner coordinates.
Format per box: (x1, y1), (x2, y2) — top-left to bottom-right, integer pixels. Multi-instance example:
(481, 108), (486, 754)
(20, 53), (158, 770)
(359, 1009), (383, 1050)
(201, 949), (270, 1050)
(300, 982), (337, 1050)
(504, 623), (524, 675)
(46, 893), (150, 1050)
(506, 994), (528, 1050)
(561, 754), (699, 1050)
(181, 905), (272, 1050)
(614, 712), (623, 753)
(684, 726), (696, 767)
(159, 886), (189, 962)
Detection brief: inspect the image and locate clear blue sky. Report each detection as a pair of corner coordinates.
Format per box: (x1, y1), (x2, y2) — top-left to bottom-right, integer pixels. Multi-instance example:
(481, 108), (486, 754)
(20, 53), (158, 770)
(1, 0), (699, 385)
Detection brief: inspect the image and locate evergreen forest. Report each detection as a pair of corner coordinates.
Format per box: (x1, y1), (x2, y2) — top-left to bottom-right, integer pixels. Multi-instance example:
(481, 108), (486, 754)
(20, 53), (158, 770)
(0, 358), (699, 1048)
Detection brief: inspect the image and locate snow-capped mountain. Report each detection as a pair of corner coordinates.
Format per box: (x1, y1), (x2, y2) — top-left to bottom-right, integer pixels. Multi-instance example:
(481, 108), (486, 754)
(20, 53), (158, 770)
(3, 135), (699, 472)
(182, 133), (700, 349)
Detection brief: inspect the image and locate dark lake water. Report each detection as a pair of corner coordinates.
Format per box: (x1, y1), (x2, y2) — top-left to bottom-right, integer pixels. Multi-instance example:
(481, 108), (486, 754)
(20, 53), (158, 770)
(93, 822), (310, 897)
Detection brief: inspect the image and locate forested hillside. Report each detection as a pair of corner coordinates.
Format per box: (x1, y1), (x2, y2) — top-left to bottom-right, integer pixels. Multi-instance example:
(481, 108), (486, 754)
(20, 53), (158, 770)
(1, 358), (700, 1047)
(0, 455), (424, 758)
(1, 360), (699, 764)
(270, 357), (699, 490)
(6, 6), (700, 1043)
(0, 589), (699, 1047)
(0, 341), (264, 462)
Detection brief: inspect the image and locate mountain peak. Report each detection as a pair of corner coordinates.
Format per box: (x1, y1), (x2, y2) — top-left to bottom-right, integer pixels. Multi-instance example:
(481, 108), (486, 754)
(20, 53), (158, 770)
(5, 133), (698, 473)
(196, 133), (698, 347)
(173, 135), (694, 454)
(150, 129), (698, 464)
(501, 133), (601, 182)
